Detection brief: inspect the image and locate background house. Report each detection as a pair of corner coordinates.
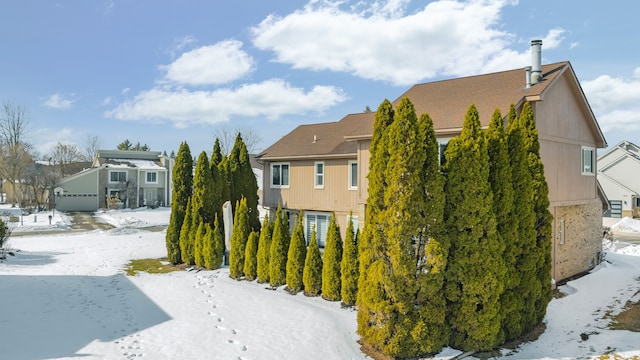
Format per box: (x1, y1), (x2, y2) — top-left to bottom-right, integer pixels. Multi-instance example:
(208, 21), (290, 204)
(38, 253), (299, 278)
(598, 140), (640, 218)
(54, 150), (173, 212)
(258, 41), (607, 283)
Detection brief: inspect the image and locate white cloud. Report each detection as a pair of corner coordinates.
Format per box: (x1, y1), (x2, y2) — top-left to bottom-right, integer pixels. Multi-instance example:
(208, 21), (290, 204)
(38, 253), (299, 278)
(102, 97), (112, 106)
(105, 79), (347, 127)
(251, 0), (529, 86)
(32, 127), (79, 155)
(582, 68), (640, 132)
(43, 93), (76, 109)
(160, 40), (255, 86)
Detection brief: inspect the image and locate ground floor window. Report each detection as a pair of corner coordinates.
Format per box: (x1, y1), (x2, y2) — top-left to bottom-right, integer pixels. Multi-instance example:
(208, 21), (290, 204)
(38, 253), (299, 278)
(305, 212), (329, 247)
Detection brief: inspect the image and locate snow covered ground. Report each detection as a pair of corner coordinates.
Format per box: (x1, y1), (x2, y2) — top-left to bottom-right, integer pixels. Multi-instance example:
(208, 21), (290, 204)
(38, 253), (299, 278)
(1, 209), (640, 360)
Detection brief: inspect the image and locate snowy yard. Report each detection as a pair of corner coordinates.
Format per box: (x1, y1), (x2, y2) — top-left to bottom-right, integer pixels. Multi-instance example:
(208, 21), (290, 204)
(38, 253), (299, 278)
(1, 208), (640, 359)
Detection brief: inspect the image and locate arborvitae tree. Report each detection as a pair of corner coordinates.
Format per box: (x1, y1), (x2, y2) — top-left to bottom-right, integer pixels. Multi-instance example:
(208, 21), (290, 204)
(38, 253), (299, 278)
(192, 151), (215, 223)
(210, 138), (224, 168)
(443, 104), (505, 351)
(286, 214), (307, 293)
(357, 99), (396, 354)
(303, 227), (323, 296)
(257, 214), (273, 283)
(322, 213), (343, 301)
(203, 219), (222, 270)
(244, 230), (259, 281)
(229, 198), (250, 279)
(415, 112), (449, 354)
(487, 108), (517, 343)
(212, 214), (225, 269)
(340, 216), (359, 306)
(517, 102), (554, 331)
(504, 104), (536, 340)
(269, 204), (290, 287)
(179, 197), (195, 265)
(166, 141), (193, 264)
(229, 134), (261, 231)
(194, 220), (207, 267)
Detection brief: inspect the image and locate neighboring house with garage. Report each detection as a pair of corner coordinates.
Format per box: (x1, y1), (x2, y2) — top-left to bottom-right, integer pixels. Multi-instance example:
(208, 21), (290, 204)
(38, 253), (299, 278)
(257, 40), (608, 283)
(54, 150), (173, 212)
(598, 140), (640, 218)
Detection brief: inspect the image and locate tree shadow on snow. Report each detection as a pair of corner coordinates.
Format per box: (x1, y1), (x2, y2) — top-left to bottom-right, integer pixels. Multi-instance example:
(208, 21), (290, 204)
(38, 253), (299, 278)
(0, 274), (171, 360)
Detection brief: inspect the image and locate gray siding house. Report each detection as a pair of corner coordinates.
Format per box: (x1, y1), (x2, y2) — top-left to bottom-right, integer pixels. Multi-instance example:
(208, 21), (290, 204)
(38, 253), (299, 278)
(598, 140), (640, 218)
(54, 150), (173, 212)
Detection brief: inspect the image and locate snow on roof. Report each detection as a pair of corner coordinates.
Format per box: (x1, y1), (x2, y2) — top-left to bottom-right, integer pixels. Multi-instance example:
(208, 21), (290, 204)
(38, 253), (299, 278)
(109, 159), (165, 170)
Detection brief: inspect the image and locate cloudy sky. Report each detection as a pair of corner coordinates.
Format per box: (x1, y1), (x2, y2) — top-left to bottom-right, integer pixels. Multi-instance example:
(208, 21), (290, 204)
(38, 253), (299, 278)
(0, 0), (637, 157)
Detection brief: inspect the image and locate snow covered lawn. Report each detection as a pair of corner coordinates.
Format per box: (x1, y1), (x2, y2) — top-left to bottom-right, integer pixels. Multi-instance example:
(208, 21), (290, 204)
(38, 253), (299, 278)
(1, 210), (640, 359)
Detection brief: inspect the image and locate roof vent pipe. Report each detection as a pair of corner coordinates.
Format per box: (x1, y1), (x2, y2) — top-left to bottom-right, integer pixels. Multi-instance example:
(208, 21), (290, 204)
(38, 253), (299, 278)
(313, 134), (317, 143)
(525, 66), (532, 88)
(531, 39), (543, 84)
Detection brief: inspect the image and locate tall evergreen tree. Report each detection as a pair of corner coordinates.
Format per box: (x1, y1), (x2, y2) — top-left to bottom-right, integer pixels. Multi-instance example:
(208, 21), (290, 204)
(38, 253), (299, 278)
(517, 102), (554, 331)
(212, 214), (225, 269)
(303, 227), (323, 296)
(341, 216), (359, 305)
(244, 230), (259, 281)
(209, 139), (225, 228)
(286, 214), (307, 293)
(229, 198), (250, 279)
(210, 138), (224, 168)
(203, 219), (223, 270)
(322, 213), (343, 301)
(229, 134), (261, 231)
(192, 151), (215, 223)
(194, 220), (206, 267)
(505, 104), (537, 340)
(487, 108), (517, 343)
(414, 112), (449, 354)
(357, 99), (397, 355)
(269, 204), (290, 287)
(179, 197), (195, 265)
(443, 104), (505, 351)
(166, 141), (193, 264)
(257, 214), (273, 283)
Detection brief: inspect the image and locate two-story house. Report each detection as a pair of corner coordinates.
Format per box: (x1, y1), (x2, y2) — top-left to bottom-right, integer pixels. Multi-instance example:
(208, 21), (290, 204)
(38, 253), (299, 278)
(598, 140), (640, 218)
(54, 150), (173, 211)
(257, 41), (608, 283)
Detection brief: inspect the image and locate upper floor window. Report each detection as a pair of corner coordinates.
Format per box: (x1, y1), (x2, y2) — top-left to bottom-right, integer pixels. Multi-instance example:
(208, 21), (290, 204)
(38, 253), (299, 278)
(315, 161), (324, 189)
(271, 163), (289, 188)
(146, 171), (158, 184)
(109, 170), (127, 183)
(582, 146), (595, 175)
(348, 161), (358, 190)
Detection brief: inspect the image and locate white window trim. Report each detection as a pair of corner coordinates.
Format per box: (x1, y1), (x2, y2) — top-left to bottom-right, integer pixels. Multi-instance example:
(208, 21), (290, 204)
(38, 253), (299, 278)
(305, 211), (330, 247)
(348, 160), (358, 190)
(314, 161), (324, 189)
(270, 162), (290, 188)
(146, 171), (158, 184)
(581, 146), (595, 175)
(108, 170), (127, 183)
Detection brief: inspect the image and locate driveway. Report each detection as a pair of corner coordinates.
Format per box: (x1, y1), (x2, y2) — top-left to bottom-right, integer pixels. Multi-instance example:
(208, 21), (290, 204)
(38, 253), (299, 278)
(68, 212), (115, 231)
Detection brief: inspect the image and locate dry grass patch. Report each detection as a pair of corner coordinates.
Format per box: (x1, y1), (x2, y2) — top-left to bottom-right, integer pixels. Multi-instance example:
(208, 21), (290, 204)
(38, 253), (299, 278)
(125, 258), (183, 276)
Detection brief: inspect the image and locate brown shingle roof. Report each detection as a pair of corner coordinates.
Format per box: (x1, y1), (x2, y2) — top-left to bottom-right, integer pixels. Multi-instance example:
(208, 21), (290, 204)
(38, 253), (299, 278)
(258, 112), (374, 160)
(259, 61), (602, 158)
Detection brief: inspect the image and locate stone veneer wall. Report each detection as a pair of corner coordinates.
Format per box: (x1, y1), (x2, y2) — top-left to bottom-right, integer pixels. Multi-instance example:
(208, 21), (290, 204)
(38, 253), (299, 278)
(553, 200), (603, 282)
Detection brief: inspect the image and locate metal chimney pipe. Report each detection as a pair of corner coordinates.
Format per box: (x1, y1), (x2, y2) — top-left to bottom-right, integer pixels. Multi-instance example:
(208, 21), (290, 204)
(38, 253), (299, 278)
(525, 66), (532, 88)
(531, 39), (543, 84)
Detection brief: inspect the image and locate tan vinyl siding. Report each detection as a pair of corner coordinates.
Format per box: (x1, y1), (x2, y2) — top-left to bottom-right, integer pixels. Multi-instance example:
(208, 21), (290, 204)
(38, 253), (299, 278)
(263, 158), (358, 213)
(533, 77), (600, 205)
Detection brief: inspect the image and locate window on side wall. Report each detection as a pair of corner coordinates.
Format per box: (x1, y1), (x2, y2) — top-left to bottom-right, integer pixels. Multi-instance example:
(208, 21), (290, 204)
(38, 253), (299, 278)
(109, 170), (127, 183)
(315, 161), (324, 189)
(581, 146), (595, 175)
(305, 213), (329, 247)
(146, 172), (158, 184)
(348, 161), (357, 190)
(271, 163), (290, 188)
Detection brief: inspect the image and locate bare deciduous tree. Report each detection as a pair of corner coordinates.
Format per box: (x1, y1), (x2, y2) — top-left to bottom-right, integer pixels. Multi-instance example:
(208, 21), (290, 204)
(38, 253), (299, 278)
(83, 135), (102, 161)
(50, 142), (83, 177)
(0, 102), (33, 207)
(213, 126), (262, 154)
